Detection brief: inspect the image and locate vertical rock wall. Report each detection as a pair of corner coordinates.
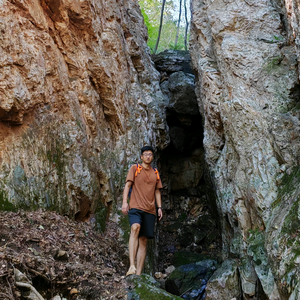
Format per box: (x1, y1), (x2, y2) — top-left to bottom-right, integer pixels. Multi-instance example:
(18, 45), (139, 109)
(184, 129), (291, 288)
(0, 0), (168, 228)
(190, 0), (300, 298)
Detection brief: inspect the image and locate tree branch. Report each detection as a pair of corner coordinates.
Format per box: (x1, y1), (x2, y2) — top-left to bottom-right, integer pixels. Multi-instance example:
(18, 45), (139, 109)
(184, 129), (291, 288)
(15, 282), (44, 300)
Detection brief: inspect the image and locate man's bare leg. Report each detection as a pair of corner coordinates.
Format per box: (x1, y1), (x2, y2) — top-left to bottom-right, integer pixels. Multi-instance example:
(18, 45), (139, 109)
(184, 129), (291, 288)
(136, 236), (148, 275)
(127, 223), (141, 276)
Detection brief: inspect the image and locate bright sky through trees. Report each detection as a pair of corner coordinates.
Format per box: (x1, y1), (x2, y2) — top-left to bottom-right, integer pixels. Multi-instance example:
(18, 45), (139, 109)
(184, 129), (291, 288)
(138, 0), (191, 53)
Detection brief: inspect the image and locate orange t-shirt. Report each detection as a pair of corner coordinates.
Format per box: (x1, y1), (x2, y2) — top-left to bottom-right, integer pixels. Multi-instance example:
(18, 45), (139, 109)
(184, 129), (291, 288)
(126, 164), (163, 215)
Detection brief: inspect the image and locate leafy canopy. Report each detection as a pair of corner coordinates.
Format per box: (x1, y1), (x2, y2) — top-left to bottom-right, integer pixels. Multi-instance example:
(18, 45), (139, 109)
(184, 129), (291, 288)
(139, 0), (189, 53)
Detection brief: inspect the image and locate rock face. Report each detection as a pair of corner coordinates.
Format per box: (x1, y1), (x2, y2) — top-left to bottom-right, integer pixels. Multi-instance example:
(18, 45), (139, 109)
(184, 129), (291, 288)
(0, 0), (168, 227)
(190, 0), (300, 298)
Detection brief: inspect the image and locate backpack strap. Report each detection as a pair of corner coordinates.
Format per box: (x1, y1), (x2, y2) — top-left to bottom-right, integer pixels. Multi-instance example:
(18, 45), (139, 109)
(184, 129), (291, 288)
(135, 163), (143, 177)
(153, 168), (160, 180)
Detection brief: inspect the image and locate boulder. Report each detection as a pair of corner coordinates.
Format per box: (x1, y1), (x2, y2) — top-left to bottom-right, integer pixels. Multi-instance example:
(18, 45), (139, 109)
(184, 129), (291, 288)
(167, 72), (198, 115)
(205, 259), (241, 300)
(127, 274), (182, 300)
(165, 260), (217, 299)
(152, 50), (193, 74)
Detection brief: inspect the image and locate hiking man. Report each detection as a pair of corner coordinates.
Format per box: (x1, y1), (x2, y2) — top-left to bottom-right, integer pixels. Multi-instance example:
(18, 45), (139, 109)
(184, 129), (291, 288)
(122, 146), (163, 276)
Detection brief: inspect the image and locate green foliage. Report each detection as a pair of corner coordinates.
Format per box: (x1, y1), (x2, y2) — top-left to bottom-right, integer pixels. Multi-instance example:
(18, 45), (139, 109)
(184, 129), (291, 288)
(139, 0), (189, 53)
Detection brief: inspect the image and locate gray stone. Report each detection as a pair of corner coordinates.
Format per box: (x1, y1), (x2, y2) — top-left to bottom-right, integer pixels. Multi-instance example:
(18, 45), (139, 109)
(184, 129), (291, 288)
(167, 72), (198, 115)
(152, 50), (193, 74)
(205, 259), (241, 300)
(239, 257), (257, 297)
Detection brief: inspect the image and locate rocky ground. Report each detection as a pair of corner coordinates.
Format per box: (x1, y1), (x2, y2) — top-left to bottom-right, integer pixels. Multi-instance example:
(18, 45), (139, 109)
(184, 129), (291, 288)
(0, 208), (224, 300)
(0, 210), (128, 300)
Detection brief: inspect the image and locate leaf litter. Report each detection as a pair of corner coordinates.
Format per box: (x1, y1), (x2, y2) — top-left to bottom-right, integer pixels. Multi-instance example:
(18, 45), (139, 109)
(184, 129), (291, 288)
(0, 209), (128, 300)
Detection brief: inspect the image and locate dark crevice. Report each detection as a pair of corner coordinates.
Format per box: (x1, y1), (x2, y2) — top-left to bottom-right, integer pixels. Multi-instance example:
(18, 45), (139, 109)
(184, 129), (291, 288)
(153, 50), (222, 276)
(289, 82), (300, 103)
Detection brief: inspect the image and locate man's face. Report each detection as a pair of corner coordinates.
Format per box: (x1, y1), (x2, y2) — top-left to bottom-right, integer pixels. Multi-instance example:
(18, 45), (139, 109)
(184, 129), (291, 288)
(141, 150), (154, 164)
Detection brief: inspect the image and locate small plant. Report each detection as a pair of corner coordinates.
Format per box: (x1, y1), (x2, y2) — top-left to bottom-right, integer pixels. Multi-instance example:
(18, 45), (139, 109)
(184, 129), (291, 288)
(270, 35), (284, 43)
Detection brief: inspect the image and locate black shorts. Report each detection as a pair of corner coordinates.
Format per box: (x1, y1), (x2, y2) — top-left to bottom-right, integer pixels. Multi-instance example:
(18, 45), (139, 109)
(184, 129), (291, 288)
(128, 208), (156, 239)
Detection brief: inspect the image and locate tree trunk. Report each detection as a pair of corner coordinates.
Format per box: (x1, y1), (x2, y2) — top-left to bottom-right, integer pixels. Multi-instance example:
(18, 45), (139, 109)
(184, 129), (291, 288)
(175, 0), (183, 48)
(154, 0), (166, 54)
(184, 0), (189, 51)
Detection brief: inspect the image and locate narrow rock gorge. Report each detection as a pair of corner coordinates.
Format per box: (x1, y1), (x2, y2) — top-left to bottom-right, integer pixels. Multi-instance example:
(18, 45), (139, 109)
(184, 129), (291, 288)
(1, 0), (300, 299)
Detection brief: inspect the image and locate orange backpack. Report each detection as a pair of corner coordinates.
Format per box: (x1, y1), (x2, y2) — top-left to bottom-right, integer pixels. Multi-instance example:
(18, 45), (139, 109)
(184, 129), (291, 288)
(128, 164), (160, 199)
(134, 163), (160, 180)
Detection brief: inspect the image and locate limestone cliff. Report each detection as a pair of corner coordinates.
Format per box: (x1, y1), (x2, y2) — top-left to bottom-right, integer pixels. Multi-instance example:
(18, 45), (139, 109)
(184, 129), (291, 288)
(190, 0), (300, 298)
(0, 0), (168, 227)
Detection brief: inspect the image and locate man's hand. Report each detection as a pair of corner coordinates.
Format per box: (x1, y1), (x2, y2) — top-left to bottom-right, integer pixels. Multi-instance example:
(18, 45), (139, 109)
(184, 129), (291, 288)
(122, 203), (129, 215)
(122, 181), (132, 215)
(158, 208), (163, 221)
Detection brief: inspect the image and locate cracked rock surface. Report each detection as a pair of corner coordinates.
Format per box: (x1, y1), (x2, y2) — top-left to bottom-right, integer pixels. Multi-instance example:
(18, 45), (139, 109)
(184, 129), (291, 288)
(190, 0), (300, 298)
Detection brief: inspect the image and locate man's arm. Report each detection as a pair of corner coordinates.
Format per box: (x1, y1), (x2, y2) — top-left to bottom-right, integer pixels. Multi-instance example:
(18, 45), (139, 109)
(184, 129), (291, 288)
(155, 189), (163, 221)
(122, 181), (132, 215)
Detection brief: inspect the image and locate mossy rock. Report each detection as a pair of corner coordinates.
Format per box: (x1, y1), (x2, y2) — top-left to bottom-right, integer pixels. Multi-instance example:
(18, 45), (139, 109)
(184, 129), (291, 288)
(127, 274), (181, 300)
(165, 259), (217, 296)
(0, 190), (17, 212)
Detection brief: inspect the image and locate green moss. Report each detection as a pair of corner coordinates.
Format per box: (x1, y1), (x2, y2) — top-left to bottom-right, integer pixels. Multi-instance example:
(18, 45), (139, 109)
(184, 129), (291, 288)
(247, 229), (266, 266)
(272, 167), (300, 209)
(281, 197), (300, 243)
(0, 190), (17, 212)
(292, 246), (300, 258)
(264, 55), (283, 73)
(127, 275), (182, 300)
(45, 141), (69, 214)
(276, 168), (300, 243)
(132, 282), (180, 299)
(46, 144), (65, 179)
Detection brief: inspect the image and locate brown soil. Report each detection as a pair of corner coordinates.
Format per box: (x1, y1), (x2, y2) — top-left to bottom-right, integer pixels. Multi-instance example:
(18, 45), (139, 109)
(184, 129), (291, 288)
(0, 210), (128, 300)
